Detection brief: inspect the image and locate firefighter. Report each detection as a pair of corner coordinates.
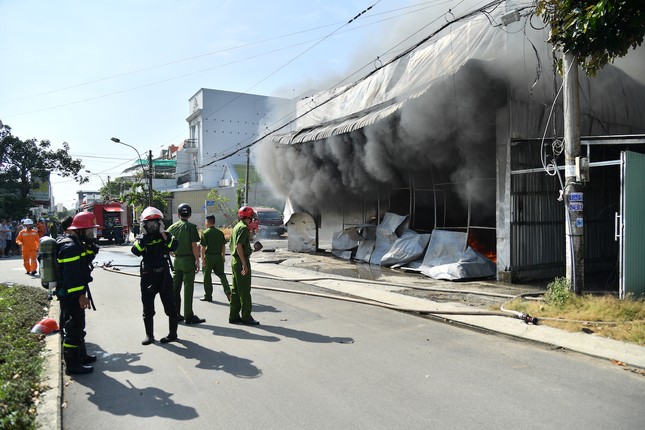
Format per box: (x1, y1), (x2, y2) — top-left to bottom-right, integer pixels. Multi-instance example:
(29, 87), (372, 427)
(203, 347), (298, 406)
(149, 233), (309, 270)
(57, 212), (100, 375)
(229, 206), (260, 325)
(16, 219), (40, 275)
(167, 203), (205, 325)
(131, 207), (179, 345)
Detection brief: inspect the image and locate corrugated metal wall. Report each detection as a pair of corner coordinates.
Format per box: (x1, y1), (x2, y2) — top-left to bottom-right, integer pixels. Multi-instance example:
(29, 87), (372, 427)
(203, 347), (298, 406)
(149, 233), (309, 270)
(511, 141), (565, 281)
(510, 139), (621, 283)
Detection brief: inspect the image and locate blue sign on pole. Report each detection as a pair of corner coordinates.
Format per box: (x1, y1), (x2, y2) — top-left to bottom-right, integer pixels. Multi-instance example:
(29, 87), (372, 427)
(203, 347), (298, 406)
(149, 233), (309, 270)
(570, 192), (583, 202)
(205, 200), (215, 207)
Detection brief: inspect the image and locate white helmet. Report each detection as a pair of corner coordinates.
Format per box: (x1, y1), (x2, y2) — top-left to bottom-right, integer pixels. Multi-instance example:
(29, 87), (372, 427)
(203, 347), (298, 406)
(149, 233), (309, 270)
(23, 218), (34, 226)
(140, 206), (163, 222)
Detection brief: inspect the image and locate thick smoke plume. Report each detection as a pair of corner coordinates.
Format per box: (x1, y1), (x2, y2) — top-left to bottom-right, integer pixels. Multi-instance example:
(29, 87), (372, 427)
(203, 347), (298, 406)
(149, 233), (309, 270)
(254, 3), (645, 226)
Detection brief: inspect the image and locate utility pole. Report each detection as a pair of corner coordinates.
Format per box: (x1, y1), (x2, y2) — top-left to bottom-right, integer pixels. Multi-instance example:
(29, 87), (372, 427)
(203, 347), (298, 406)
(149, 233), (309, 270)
(148, 150), (153, 206)
(244, 148), (250, 205)
(563, 52), (584, 294)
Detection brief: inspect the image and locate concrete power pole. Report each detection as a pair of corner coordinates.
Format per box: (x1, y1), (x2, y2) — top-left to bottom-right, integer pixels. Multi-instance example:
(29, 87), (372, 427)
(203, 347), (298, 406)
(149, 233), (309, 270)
(244, 148), (250, 205)
(562, 52), (584, 294)
(148, 150), (153, 206)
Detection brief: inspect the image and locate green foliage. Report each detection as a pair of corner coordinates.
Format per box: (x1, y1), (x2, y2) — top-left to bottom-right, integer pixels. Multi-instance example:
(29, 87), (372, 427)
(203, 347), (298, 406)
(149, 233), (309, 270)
(0, 284), (49, 430)
(545, 277), (573, 306)
(236, 179), (250, 209)
(0, 125), (86, 218)
(537, 0), (645, 75)
(100, 177), (133, 201)
(206, 188), (237, 227)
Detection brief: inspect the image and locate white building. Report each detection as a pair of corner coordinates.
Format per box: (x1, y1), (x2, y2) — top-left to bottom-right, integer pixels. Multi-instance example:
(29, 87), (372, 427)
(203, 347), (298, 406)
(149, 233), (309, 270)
(181, 88), (291, 189)
(168, 88), (293, 225)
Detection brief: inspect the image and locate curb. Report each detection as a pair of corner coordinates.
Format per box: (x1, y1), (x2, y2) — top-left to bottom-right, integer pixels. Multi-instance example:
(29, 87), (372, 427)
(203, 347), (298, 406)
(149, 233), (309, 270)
(36, 301), (62, 430)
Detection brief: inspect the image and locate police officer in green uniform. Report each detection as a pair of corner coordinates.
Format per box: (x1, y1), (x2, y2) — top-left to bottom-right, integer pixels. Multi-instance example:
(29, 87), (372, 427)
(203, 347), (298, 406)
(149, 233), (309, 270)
(229, 206), (259, 325)
(200, 215), (231, 302)
(167, 203), (205, 325)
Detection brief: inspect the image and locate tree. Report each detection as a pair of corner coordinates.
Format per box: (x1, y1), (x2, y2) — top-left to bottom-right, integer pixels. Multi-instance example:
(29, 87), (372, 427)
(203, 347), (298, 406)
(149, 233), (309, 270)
(0, 126), (86, 218)
(536, 1), (645, 294)
(236, 179), (250, 209)
(537, 0), (645, 75)
(206, 188), (236, 227)
(99, 177), (133, 201)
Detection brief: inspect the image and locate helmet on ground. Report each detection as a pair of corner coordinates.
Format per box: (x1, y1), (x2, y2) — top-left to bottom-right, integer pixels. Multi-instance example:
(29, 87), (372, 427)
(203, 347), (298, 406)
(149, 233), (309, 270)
(238, 206), (254, 219)
(68, 212), (100, 230)
(177, 203), (192, 217)
(23, 218), (34, 226)
(140, 207), (163, 221)
(31, 317), (59, 335)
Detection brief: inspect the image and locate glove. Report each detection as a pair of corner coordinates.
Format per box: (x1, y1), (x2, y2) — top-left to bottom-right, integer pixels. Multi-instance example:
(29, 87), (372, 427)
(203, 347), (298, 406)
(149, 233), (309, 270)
(140, 223), (147, 236)
(137, 234), (149, 247)
(159, 222), (166, 234)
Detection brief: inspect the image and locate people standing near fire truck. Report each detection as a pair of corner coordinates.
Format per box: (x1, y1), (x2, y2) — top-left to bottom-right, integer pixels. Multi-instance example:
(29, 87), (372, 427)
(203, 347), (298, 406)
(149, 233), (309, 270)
(200, 215), (231, 303)
(16, 219), (40, 275)
(229, 206), (260, 325)
(167, 203), (205, 325)
(131, 207), (180, 345)
(57, 212), (100, 375)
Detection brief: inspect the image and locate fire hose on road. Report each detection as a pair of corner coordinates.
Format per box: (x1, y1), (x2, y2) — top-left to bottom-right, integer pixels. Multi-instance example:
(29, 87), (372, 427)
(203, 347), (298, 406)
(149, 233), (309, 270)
(100, 261), (539, 323)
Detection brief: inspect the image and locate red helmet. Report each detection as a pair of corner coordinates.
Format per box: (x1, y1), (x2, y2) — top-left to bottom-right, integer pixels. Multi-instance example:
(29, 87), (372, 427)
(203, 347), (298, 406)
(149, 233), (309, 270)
(238, 206), (254, 219)
(68, 212), (100, 230)
(140, 207), (163, 221)
(31, 317), (59, 335)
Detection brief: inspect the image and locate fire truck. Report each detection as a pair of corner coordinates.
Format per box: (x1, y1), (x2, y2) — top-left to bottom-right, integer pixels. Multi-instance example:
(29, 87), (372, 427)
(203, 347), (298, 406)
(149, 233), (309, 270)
(79, 201), (131, 244)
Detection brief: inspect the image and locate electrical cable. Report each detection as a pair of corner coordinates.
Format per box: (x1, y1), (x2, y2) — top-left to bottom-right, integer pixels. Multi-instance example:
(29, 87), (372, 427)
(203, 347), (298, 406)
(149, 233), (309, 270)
(201, 0), (512, 167)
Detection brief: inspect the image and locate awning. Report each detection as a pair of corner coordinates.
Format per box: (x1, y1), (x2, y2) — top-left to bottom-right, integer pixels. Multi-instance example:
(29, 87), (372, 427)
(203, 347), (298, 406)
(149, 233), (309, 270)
(103, 207), (124, 213)
(271, 15), (503, 145)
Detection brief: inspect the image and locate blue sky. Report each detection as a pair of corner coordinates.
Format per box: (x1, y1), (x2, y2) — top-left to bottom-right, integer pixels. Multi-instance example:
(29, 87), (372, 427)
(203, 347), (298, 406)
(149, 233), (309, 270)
(2, 0), (472, 207)
(1, 0), (643, 208)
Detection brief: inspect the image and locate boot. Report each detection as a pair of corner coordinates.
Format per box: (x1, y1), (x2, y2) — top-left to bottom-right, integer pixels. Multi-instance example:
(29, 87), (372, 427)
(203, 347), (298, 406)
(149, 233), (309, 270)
(64, 347), (93, 375)
(160, 316), (178, 343)
(142, 318), (155, 345)
(80, 342), (97, 365)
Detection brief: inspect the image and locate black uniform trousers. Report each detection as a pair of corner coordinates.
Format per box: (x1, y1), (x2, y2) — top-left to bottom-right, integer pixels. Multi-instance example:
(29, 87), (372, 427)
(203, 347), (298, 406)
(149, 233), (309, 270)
(141, 267), (177, 319)
(62, 295), (86, 348)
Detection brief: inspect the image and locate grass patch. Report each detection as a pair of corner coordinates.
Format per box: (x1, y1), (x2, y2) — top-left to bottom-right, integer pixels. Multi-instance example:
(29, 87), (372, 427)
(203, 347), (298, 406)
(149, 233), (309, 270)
(505, 279), (645, 345)
(0, 283), (50, 430)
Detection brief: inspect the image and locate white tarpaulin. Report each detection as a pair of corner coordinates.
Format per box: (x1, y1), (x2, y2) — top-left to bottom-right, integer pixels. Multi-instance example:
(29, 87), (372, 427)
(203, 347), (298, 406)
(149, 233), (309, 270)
(369, 213), (408, 265)
(413, 229), (495, 280)
(421, 246), (496, 281)
(286, 212), (317, 253)
(381, 229), (431, 267)
(274, 15), (504, 145)
(271, 9), (645, 146)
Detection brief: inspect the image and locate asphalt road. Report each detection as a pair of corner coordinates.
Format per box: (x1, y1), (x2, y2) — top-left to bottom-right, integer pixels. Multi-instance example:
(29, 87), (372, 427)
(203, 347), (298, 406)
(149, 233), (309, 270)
(56, 246), (645, 430)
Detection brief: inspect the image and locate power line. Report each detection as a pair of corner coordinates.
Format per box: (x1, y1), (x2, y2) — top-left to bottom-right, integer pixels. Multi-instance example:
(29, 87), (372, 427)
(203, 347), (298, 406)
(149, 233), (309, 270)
(200, 0), (509, 167)
(3, 1), (445, 120)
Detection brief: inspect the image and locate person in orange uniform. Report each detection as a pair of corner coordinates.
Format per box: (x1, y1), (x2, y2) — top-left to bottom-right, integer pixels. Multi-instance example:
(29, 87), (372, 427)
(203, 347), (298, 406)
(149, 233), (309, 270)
(36, 219), (48, 238)
(16, 218), (40, 275)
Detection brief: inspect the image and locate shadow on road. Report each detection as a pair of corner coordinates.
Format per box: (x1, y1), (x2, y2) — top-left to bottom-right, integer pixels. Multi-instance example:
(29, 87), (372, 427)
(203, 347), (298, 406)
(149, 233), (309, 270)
(69, 345), (197, 420)
(161, 338), (263, 379)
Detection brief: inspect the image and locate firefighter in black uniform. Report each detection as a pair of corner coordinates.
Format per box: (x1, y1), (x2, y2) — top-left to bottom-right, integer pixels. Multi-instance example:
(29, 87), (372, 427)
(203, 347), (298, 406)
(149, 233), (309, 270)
(131, 207), (179, 345)
(57, 212), (100, 375)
